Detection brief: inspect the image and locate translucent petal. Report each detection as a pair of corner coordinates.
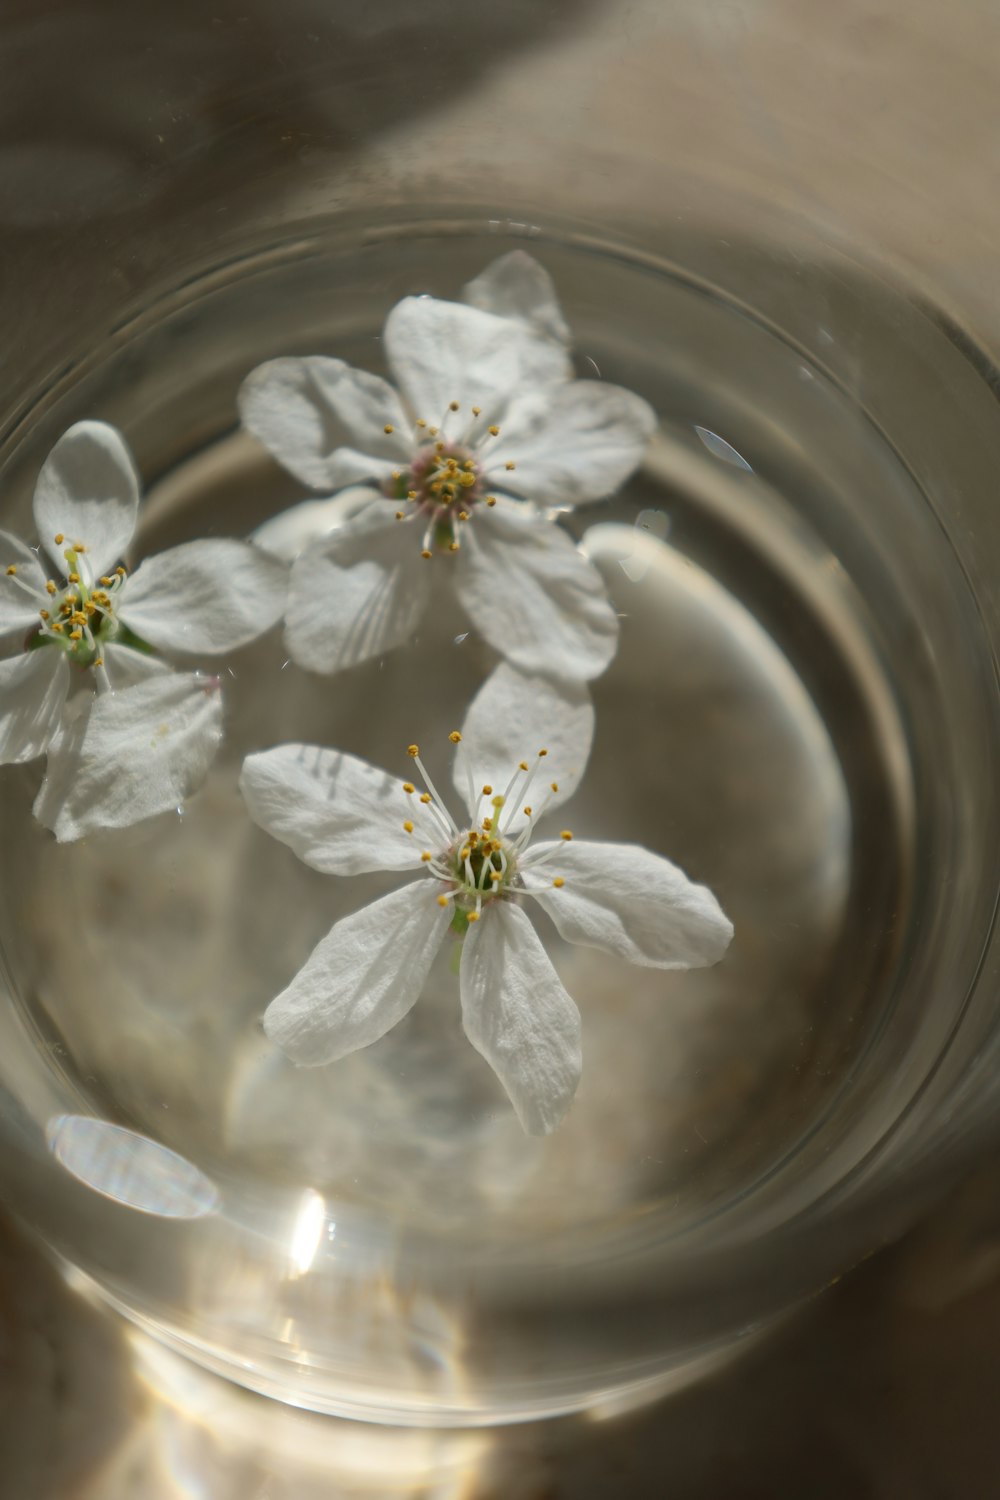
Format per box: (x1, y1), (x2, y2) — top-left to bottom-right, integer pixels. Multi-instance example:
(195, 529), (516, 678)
(32, 422), (140, 578)
(460, 901), (581, 1135)
(34, 671), (223, 841)
(0, 530), (47, 642)
(453, 502), (618, 680)
(101, 641), (170, 691)
(521, 840), (734, 969)
(484, 382), (657, 505)
(263, 880), (451, 1065)
(383, 297), (529, 428)
(452, 660), (593, 829)
(0, 649), (69, 764)
(285, 501), (432, 675)
(238, 357), (412, 490)
(241, 743), (428, 875)
(119, 538), (287, 655)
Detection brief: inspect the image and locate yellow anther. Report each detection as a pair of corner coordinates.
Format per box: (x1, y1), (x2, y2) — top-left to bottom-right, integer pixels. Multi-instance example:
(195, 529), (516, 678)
(449, 730), (462, 743)
(538, 748), (549, 757)
(50, 622), (63, 633)
(100, 576), (112, 586)
(74, 541), (86, 552)
(460, 846), (471, 861)
(560, 830), (574, 841)
(488, 424), (500, 436)
(391, 470), (402, 481)
(505, 461), (516, 471)
(482, 817), (493, 831)
(383, 423), (395, 434)
(115, 566), (126, 577)
(69, 628), (82, 640)
(437, 893), (449, 907)
(395, 511), (405, 520)
(4, 564), (15, 576)
(550, 781), (559, 792)
(429, 425), (439, 437)
(518, 760), (529, 771)
(489, 870), (503, 882)
(434, 441), (446, 455)
(403, 820), (414, 833)
(407, 744), (419, 757)
(54, 533), (64, 544)
(93, 657), (104, 667)
(553, 877), (565, 888)
(421, 549), (432, 559)
(468, 831), (479, 845)
(421, 851), (433, 862)
(46, 580), (57, 594)
(485, 496), (497, 507)
(467, 911), (480, 923)
(523, 805), (532, 815)
(482, 784), (493, 795)
(39, 608), (49, 620)
(472, 405), (481, 416)
(402, 781), (415, 794)
(416, 418), (427, 428)
(459, 472), (476, 488)
(68, 571), (80, 584)
(419, 792), (431, 804)
(407, 490), (418, 500)
(448, 541), (460, 552)
(448, 400), (460, 411)
(458, 510), (470, 522)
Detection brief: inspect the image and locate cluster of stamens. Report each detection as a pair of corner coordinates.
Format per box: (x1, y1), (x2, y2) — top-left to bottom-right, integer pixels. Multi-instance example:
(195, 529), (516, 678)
(399, 731), (571, 927)
(381, 399), (516, 559)
(8, 536), (127, 672)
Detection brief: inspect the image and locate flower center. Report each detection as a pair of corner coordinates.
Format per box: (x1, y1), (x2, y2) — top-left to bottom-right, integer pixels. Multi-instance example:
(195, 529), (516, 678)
(380, 400), (511, 559)
(396, 732), (571, 932)
(25, 540), (128, 671)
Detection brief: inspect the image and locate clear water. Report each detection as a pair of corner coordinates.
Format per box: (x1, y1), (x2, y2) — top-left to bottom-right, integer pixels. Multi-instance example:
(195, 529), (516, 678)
(0, 222), (996, 1420)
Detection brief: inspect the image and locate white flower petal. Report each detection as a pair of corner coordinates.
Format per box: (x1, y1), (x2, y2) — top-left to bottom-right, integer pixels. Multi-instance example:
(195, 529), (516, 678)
(462, 250), (572, 379)
(101, 641), (170, 690)
(285, 501), (431, 675)
(460, 901), (581, 1135)
(119, 538), (288, 655)
(0, 649), (69, 764)
(252, 486), (380, 562)
(32, 422), (139, 577)
(263, 879), (451, 1065)
(485, 382), (656, 506)
(0, 531), (47, 641)
(34, 672), (223, 842)
(241, 743), (426, 875)
(452, 661), (593, 828)
(238, 357), (412, 490)
(454, 502), (618, 681)
(384, 297), (530, 426)
(521, 841), (734, 969)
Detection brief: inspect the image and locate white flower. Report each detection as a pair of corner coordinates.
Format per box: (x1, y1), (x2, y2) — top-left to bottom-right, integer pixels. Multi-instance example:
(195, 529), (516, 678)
(239, 251), (656, 682)
(0, 421), (287, 840)
(240, 663), (733, 1135)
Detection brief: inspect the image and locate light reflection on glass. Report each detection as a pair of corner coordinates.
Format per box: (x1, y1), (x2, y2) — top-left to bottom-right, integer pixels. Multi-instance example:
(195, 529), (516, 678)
(46, 1115), (219, 1219)
(288, 1188), (328, 1278)
(694, 424), (754, 472)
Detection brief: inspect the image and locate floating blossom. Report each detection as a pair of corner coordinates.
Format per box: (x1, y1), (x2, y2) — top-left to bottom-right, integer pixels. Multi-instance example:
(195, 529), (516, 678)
(0, 421), (287, 840)
(239, 251), (656, 682)
(241, 664), (732, 1135)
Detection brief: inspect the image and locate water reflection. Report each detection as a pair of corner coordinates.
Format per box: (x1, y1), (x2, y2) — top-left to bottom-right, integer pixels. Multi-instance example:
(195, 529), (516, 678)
(46, 1115), (219, 1219)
